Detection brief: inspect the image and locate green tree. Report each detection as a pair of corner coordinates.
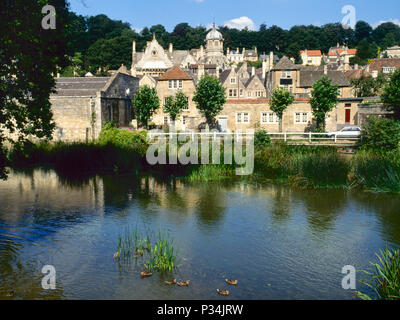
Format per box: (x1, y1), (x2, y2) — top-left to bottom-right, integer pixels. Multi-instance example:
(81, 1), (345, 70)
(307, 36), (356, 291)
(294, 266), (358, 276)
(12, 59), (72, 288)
(192, 74), (226, 128)
(163, 90), (188, 124)
(270, 88), (295, 132)
(133, 85), (160, 128)
(310, 76), (339, 130)
(382, 69), (400, 118)
(355, 21), (372, 42)
(351, 72), (387, 97)
(361, 117), (400, 151)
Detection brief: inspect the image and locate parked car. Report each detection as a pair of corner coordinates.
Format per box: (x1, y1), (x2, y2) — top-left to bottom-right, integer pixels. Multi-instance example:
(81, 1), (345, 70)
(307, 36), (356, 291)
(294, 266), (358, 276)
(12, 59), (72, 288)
(327, 126), (361, 138)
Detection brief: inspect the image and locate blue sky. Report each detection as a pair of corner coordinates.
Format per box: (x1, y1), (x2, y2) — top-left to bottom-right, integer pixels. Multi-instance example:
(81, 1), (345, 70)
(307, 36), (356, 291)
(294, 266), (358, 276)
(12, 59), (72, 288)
(69, 0), (400, 32)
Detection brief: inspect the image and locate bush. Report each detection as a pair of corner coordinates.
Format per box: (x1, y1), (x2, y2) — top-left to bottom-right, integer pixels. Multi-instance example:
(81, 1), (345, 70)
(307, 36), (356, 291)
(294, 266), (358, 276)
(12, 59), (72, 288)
(254, 129), (271, 147)
(361, 117), (400, 151)
(98, 124), (148, 156)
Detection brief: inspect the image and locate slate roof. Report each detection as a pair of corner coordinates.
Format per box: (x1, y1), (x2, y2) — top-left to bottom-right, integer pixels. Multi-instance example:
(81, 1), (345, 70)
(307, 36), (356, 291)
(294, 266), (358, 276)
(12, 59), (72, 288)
(345, 69), (371, 80)
(53, 77), (111, 96)
(273, 56), (301, 70)
(299, 70), (350, 87)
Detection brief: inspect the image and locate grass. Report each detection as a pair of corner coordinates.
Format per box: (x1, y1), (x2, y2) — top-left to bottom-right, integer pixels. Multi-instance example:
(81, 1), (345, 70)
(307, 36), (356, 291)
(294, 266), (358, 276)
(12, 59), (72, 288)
(351, 150), (400, 193)
(115, 228), (178, 272)
(356, 247), (400, 300)
(187, 164), (235, 182)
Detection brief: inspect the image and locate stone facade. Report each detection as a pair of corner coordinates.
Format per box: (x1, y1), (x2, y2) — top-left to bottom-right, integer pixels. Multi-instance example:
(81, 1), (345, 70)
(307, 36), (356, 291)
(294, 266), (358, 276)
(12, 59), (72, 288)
(50, 71), (139, 142)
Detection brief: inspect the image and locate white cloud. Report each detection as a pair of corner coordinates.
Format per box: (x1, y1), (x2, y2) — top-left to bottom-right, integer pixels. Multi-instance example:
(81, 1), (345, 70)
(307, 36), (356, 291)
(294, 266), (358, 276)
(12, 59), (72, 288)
(372, 18), (400, 29)
(224, 16), (256, 31)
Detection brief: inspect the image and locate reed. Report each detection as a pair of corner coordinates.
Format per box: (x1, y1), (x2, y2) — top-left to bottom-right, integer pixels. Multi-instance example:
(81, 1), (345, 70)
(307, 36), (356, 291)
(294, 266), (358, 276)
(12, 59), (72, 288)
(115, 228), (178, 272)
(356, 247), (400, 300)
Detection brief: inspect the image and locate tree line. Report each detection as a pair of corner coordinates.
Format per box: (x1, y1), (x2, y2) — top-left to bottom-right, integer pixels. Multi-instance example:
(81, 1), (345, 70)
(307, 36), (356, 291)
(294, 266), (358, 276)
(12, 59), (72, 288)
(64, 11), (400, 74)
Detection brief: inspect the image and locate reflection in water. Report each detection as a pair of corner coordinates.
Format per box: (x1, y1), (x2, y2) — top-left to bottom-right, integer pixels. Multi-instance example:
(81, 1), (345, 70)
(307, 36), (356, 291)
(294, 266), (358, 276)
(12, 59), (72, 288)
(0, 169), (400, 299)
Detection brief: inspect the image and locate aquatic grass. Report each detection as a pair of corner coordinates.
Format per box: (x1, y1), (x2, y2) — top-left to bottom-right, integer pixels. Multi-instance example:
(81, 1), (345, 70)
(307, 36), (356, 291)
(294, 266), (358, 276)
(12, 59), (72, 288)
(115, 228), (178, 272)
(351, 150), (400, 193)
(356, 247), (400, 300)
(187, 164), (235, 182)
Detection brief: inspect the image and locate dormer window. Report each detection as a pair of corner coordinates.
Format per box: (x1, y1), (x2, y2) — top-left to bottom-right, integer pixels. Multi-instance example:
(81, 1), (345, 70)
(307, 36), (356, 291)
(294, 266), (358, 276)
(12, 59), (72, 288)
(168, 80), (183, 89)
(152, 50), (157, 56)
(281, 71), (292, 78)
(230, 77), (236, 84)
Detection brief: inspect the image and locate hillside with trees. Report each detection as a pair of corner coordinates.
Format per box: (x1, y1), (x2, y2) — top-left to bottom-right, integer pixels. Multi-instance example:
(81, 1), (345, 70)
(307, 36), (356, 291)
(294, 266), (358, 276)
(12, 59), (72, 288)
(63, 10), (400, 74)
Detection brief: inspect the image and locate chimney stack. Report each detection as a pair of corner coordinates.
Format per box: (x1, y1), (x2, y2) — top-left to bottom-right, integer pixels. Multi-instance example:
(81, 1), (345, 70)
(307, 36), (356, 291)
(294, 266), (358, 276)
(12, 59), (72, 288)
(324, 64), (328, 75)
(198, 64), (205, 80)
(169, 43), (173, 54)
(251, 66), (255, 77)
(262, 61), (266, 79)
(269, 51), (274, 70)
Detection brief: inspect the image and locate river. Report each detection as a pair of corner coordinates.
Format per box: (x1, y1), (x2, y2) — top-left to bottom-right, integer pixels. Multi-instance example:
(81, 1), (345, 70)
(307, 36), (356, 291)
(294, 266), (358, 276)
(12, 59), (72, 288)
(0, 169), (399, 299)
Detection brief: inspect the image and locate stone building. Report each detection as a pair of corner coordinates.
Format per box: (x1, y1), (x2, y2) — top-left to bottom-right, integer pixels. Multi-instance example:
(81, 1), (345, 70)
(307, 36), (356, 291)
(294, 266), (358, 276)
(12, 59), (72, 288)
(50, 69), (139, 142)
(265, 56), (353, 99)
(219, 62), (266, 100)
(131, 34), (197, 77)
(299, 50), (322, 66)
(367, 58), (400, 77)
(383, 45), (400, 58)
(326, 44), (357, 65)
(151, 66), (204, 131)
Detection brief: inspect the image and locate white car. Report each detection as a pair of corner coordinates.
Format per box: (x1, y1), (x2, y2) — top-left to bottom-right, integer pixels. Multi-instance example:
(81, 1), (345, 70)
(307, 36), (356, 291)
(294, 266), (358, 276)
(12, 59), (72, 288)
(328, 126), (361, 138)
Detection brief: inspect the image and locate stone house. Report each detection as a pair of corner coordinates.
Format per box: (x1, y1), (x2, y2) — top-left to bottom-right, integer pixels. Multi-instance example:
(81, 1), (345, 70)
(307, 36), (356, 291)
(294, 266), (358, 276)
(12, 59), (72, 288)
(220, 62), (267, 100)
(151, 66), (204, 131)
(367, 58), (400, 77)
(299, 50), (322, 66)
(383, 45), (400, 58)
(50, 70), (139, 142)
(266, 56), (353, 99)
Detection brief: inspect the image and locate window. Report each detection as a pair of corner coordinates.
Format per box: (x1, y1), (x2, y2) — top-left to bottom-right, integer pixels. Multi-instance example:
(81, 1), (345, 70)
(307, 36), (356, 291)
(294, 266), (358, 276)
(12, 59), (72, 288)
(229, 89), (238, 98)
(382, 67), (396, 74)
(230, 77), (236, 84)
(163, 116), (169, 125)
(294, 112), (309, 124)
(240, 89), (244, 97)
(183, 97), (189, 110)
(261, 112), (279, 124)
(281, 71), (292, 78)
(168, 80), (183, 89)
(182, 116), (187, 125)
(236, 112), (250, 124)
(248, 92), (252, 98)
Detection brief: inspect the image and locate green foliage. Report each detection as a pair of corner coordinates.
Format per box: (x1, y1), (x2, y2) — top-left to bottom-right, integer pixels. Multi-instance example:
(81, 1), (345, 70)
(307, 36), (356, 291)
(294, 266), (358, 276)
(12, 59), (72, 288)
(351, 150), (400, 193)
(354, 39), (378, 65)
(310, 76), (339, 130)
(351, 72), (387, 97)
(0, 0), (69, 148)
(360, 117), (400, 151)
(192, 74), (226, 127)
(356, 247), (400, 300)
(163, 90), (188, 122)
(98, 124), (148, 156)
(115, 228), (178, 272)
(382, 69), (400, 114)
(270, 88), (295, 132)
(133, 85), (160, 128)
(254, 129), (271, 147)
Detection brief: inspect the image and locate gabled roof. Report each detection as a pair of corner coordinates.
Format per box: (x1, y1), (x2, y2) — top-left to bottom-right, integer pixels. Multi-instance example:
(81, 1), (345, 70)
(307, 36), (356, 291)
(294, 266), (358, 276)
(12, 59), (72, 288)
(158, 66), (193, 81)
(273, 56), (301, 70)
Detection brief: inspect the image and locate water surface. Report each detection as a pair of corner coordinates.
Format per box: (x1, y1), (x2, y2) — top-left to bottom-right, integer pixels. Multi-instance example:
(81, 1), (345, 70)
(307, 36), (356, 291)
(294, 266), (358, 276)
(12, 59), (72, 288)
(1, 169), (399, 299)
